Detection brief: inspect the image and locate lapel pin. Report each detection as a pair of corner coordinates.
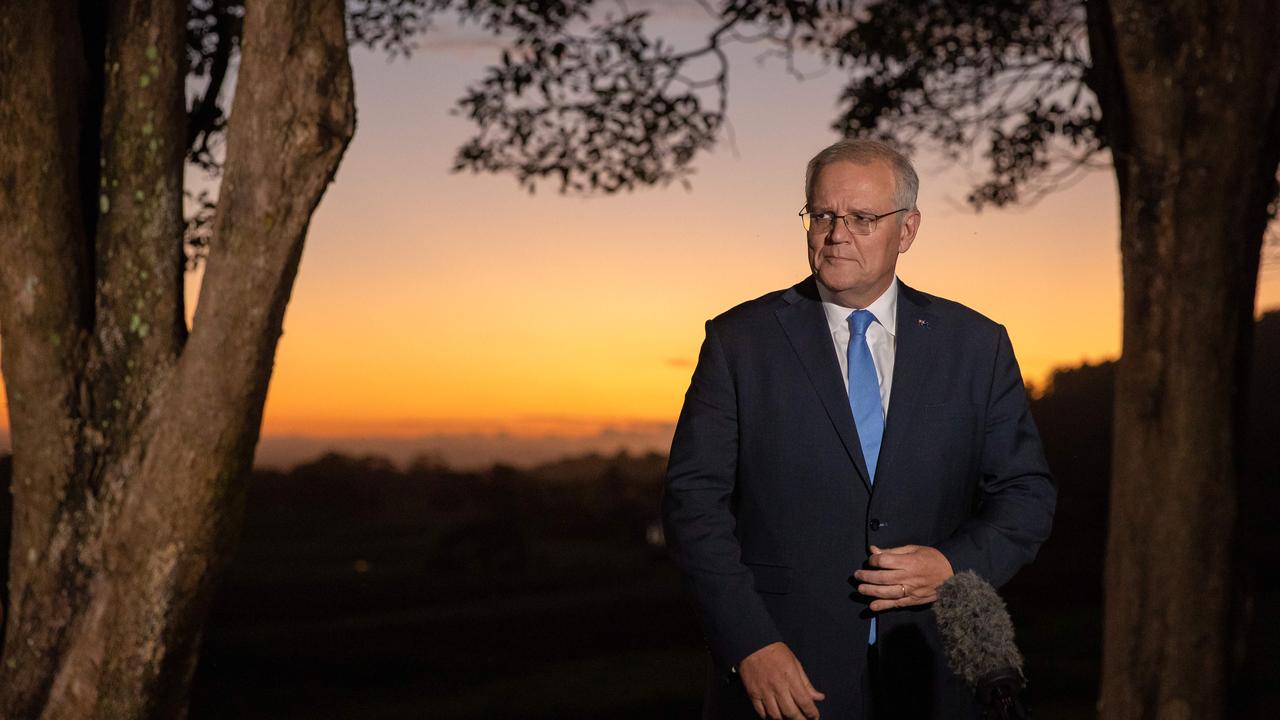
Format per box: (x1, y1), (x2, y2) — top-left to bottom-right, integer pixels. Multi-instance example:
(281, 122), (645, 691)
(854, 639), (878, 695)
(917, 318), (930, 328)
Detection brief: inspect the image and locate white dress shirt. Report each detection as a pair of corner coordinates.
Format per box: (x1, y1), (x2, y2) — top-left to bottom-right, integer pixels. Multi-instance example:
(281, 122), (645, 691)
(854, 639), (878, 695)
(815, 276), (898, 416)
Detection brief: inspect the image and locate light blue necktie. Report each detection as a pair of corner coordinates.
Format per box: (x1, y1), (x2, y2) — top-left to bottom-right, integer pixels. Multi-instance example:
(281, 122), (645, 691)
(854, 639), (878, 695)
(848, 309), (885, 644)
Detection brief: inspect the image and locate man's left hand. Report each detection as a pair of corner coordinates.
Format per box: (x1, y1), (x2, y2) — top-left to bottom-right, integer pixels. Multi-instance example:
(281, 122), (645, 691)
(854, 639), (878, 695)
(853, 545), (953, 612)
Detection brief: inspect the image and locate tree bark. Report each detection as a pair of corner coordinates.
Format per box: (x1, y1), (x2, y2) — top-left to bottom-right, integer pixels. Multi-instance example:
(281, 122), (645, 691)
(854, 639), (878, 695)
(0, 0), (356, 717)
(1088, 1), (1280, 718)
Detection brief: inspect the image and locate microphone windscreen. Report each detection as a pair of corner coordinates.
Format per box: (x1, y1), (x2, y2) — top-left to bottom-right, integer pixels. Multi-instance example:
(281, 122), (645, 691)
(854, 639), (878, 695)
(934, 570), (1024, 687)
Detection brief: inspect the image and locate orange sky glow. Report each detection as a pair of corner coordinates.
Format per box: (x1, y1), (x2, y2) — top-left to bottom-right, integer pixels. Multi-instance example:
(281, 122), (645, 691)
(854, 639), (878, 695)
(2, 8), (1278, 464)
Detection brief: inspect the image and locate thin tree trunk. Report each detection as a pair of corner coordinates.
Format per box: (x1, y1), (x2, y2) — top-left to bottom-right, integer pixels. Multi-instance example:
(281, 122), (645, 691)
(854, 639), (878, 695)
(1088, 1), (1280, 718)
(0, 0), (356, 717)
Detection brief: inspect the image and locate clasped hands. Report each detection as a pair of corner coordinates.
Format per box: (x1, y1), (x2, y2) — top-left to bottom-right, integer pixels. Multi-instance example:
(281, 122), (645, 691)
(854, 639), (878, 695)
(853, 543), (953, 611)
(738, 544), (953, 719)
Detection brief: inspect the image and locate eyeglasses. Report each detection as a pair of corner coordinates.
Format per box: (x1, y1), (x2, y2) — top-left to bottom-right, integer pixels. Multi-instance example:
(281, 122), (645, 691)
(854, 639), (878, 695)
(799, 205), (908, 235)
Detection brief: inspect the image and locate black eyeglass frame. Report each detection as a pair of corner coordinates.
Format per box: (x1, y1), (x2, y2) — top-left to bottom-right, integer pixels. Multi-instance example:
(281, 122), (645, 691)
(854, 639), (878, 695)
(798, 205), (909, 235)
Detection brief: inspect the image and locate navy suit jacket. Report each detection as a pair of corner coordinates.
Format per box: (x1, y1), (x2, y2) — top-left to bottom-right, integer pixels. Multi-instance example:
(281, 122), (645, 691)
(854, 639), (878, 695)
(661, 276), (1055, 719)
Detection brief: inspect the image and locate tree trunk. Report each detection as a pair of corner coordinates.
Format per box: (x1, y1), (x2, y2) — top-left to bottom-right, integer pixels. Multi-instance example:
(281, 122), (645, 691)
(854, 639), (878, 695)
(1087, 1), (1280, 718)
(0, 0), (356, 717)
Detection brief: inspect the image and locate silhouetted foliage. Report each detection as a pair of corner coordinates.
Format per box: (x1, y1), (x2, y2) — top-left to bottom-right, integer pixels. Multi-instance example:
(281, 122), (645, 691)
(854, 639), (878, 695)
(177, 0), (1280, 269)
(453, 0), (1101, 203)
(815, 0), (1101, 207)
(1017, 359), (1113, 599)
(227, 449), (667, 568)
(186, 0), (243, 173)
(182, 0), (1275, 232)
(445, 0), (1104, 202)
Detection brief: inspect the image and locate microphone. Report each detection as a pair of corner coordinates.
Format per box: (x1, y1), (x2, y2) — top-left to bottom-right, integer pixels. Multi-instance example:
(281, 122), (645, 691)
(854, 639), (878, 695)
(933, 570), (1029, 720)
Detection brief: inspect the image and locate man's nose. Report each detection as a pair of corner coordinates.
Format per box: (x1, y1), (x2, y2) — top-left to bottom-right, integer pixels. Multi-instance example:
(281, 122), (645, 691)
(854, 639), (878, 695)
(827, 217), (855, 243)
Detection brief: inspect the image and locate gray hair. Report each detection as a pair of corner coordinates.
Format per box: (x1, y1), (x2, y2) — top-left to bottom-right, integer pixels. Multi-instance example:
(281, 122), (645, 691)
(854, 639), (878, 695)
(804, 138), (919, 210)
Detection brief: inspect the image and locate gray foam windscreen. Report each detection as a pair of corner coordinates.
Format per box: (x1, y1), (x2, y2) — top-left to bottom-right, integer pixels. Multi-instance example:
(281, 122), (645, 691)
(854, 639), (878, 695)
(934, 570), (1025, 687)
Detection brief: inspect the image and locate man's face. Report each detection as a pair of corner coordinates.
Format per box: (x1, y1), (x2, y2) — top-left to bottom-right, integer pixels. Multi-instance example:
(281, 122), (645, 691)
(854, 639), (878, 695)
(806, 160), (920, 307)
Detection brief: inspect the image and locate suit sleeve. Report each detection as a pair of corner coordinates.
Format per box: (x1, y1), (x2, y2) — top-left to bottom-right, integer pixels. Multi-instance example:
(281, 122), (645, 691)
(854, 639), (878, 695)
(935, 324), (1056, 588)
(661, 320), (783, 670)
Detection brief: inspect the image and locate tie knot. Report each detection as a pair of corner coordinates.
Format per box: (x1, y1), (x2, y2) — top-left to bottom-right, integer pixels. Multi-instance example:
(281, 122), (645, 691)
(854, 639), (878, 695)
(848, 309), (876, 336)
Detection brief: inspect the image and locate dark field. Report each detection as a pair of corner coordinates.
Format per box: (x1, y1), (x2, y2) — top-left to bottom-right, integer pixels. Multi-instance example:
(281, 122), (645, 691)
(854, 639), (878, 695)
(191, 519), (706, 718)
(184, 450), (1102, 720)
(182, 442), (1277, 719)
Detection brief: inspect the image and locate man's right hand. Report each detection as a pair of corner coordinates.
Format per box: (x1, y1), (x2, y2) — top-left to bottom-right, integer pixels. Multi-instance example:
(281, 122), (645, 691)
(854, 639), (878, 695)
(738, 641), (825, 719)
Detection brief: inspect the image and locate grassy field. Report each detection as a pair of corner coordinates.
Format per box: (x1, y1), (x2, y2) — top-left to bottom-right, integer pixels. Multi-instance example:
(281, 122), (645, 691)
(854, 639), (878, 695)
(190, 531), (707, 719)
(184, 446), (1280, 718)
(189, 520), (1118, 719)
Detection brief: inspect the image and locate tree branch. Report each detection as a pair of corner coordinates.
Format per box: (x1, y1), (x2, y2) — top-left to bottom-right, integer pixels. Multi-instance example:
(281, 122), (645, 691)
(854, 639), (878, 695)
(178, 0), (355, 446)
(92, 0), (189, 425)
(186, 0), (242, 173)
(0, 0), (97, 709)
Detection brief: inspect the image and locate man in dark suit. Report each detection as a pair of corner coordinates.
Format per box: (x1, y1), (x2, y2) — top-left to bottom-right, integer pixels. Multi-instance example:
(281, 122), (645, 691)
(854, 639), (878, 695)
(661, 139), (1055, 720)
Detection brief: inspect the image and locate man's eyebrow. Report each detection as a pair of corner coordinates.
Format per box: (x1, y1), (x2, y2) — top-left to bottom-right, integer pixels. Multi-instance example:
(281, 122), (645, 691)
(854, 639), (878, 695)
(812, 206), (876, 216)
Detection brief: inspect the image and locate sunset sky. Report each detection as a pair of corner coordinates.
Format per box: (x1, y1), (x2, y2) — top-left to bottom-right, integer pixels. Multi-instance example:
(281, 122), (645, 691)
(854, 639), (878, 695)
(2, 5), (1278, 465)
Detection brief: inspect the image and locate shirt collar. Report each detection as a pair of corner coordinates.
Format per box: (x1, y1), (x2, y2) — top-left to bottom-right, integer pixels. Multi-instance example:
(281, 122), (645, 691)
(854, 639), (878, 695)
(815, 276), (899, 337)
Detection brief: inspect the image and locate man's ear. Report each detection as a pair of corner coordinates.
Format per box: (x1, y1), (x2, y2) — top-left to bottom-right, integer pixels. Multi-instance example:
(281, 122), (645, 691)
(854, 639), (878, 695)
(898, 209), (921, 253)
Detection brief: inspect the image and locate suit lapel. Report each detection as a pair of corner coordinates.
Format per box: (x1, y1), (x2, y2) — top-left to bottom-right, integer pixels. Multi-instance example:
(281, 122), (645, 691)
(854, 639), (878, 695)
(775, 277), (872, 491)
(877, 281), (938, 486)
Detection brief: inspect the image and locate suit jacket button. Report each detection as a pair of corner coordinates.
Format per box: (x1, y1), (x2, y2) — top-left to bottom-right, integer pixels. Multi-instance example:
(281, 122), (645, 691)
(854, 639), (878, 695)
(869, 518), (883, 531)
